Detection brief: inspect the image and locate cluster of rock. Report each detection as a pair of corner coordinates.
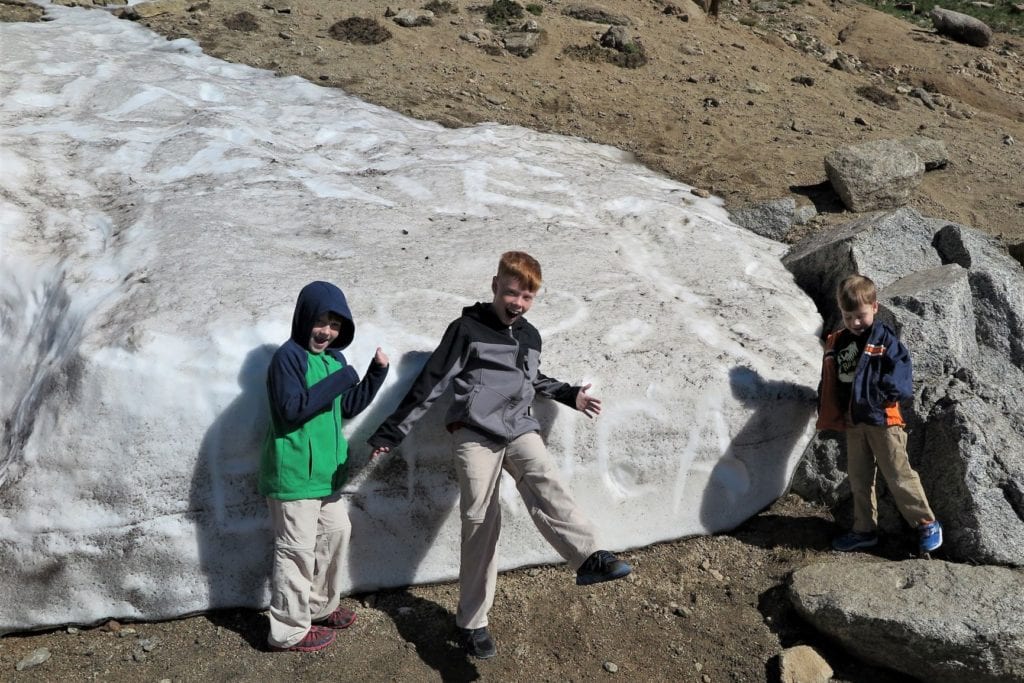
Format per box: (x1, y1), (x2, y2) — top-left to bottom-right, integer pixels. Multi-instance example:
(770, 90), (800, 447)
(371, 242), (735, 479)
(784, 206), (1024, 568)
(729, 135), (948, 241)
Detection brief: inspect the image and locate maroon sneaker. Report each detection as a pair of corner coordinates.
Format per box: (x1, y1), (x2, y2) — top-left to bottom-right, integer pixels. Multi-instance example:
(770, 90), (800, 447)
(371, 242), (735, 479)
(269, 625), (336, 652)
(315, 605), (357, 630)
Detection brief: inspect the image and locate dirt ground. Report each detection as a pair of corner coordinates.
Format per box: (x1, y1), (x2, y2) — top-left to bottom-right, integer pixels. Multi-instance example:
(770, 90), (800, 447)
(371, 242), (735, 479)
(2, 496), (929, 682)
(2, 0), (1022, 680)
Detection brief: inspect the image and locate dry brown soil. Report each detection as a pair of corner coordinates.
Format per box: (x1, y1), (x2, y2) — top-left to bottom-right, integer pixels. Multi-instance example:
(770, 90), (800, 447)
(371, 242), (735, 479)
(2, 0), (1023, 681)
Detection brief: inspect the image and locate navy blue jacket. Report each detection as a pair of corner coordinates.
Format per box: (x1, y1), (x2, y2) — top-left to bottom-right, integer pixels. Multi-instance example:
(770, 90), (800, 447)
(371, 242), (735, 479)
(817, 320), (912, 431)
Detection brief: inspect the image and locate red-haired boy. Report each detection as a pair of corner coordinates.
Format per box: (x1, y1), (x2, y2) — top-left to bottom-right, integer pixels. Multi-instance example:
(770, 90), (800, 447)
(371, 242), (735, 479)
(369, 251), (631, 659)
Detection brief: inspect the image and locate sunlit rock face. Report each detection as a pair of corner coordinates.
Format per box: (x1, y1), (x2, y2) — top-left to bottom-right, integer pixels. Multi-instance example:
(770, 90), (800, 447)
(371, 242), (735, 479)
(0, 8), (821, 633)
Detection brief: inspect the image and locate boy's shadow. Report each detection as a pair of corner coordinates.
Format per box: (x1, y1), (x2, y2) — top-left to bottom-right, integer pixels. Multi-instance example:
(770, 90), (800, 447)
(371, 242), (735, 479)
(344, 350), (478, 679)
(698, 366), (818, 542)
(189, 344), (277, 649)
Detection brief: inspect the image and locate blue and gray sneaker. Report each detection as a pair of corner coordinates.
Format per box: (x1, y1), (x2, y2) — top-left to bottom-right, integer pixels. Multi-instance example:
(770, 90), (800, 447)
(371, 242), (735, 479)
(831, 531), (879, 552)
(918, 520), (943, 554)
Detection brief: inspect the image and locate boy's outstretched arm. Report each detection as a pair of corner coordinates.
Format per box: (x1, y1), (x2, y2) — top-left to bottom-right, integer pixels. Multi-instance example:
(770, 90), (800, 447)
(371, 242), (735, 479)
(268, 346), (360, 429)
(368, 319), (469, 454)
(535, 371), (601, 418)
(341, 347), (390, 418)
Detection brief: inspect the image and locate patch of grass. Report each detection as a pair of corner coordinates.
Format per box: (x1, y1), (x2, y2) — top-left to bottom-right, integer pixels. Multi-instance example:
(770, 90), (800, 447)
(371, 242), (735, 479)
(525, 3), (543, 15)
(485, 0), (524, 25)
(855, 84), (900, 110)
(423, 0), (459, 16)
(328, 17), (392, 44)
(861, 0), (1023, 36)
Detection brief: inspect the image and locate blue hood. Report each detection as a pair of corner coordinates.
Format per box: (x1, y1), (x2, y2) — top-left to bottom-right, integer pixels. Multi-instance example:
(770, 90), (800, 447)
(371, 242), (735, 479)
(290, 281), (354, 350)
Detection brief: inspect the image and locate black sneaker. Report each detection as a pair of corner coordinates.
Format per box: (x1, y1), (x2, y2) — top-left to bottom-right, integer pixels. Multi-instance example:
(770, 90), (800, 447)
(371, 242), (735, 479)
(576, 550), (632, 586)
(457, 626), (497, 659)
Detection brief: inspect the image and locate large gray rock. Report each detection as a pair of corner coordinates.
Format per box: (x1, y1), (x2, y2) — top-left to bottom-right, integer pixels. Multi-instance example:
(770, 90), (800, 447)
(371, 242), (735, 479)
(783, 207), (942, 329)
(882, 264), (977, 380)
(824, 140), (925, 212)
(930, 6), (993, 47)
(921, 389), (1024, 566)
(0, 11), (822, 633)
(934, 223), (1024, 369)
(789, 560), (1024, 683)
(729, 197), (815, 242)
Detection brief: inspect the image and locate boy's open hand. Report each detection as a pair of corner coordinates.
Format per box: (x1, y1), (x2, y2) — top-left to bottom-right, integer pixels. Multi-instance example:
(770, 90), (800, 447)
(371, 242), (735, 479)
(371, 446), (391, 458)
(576, 383), (602, 418)
(373, 347), (389, 367)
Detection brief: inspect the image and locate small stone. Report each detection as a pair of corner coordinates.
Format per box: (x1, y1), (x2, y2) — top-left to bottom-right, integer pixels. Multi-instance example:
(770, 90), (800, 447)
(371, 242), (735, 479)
(674, 605), (694, 617)
(67, 626), (79, 634)
(1004, 134), (1015, 145)
(278, 31), (292, 39)
(103, 619), (122, 632)
(710, 569), (724, 581)
(691, 188), (711, 198)
(527, 568), (541, 577)
(132, 650), (147, 662)
(791, 75), (815, 86)
(16, 648), (51, 671)
(702, 675), (712, 683)
(603, 661), (619, 673)
(854, 116), (868, 125)
(139, 638), (158, 652)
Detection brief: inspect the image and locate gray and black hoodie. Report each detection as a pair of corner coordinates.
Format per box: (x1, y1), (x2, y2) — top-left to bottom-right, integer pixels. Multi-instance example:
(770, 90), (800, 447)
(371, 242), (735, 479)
(368, 302), (580, 448)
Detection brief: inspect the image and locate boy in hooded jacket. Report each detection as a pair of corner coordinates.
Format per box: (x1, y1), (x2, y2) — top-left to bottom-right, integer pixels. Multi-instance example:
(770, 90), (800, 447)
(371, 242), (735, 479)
(259, 281), (389, 652)
(817, 274), (942, 556)
(368, 251), (631, 660)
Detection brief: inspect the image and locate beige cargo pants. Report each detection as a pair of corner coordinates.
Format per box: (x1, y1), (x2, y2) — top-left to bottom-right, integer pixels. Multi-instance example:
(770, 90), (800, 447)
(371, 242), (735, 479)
(454, 428), (600, 630)
(846, 424), (935, 533)
(266, 492), (351, 648)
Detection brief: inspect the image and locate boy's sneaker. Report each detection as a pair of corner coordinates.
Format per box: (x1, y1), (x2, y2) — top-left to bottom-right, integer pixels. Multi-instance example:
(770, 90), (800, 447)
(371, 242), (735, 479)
(919, 520), (943, 554)
(575, 550), (633, 586)
(831, 531), (879, 552)
(314, 605), (357, 630)
(269, 625), (336, 653)
(457, 626), (497, 659)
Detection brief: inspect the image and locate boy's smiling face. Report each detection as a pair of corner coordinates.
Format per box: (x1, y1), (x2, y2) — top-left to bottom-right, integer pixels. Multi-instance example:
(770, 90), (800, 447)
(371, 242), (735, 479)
(491, 274), (536, 326)
(840, 301), (878, 336)
(309, 312), (344, 353)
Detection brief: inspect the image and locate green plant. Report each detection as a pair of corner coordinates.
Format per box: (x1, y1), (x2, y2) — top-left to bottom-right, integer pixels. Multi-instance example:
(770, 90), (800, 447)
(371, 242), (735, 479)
(485, 0), (524, 25)
(526, 3), (543, 15)
(423, 0), (459, 16)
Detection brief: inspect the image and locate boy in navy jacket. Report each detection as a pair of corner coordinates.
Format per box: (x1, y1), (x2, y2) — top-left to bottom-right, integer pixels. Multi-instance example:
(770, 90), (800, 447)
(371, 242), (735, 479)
(259, 281), (388, 652)
(817, 275), (942, 555)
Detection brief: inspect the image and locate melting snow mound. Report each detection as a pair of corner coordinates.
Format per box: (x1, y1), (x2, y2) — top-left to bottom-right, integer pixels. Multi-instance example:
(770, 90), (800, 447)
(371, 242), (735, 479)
(0, 8), (820, 632)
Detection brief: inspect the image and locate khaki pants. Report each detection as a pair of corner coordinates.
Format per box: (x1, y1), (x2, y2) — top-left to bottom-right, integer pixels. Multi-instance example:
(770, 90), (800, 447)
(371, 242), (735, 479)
(846, 424), (934, 533)
(454, 429), (600, 629)
(266, 492), (351, 648)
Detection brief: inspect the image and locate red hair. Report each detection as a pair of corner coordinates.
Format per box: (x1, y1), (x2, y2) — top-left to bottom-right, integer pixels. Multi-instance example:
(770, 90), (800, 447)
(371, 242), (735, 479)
(496, 251), (542, 291)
